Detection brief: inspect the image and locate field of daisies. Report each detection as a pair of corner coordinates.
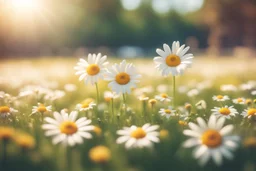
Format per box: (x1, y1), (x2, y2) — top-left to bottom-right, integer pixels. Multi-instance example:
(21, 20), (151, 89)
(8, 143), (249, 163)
(0, 42), (256, 171)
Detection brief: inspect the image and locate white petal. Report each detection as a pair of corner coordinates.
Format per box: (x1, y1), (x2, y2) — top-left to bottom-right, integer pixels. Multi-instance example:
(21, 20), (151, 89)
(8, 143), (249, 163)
(44, 117), (59, 125)
(77, 131), (92, 139)
(193, 145), (208, 159)
(183, 130), (201, 138)
(220, 125), (233, 136)
(145, 125), (159, 132)
(125, 138), (136, 149)
(216, 117), (226, 130)
(197, 117), (207, 129)
(116, 136), (130, 144)
(208, 115), (217, 129)
(183, 138), (200, 148)
(212, 150), (223, 166)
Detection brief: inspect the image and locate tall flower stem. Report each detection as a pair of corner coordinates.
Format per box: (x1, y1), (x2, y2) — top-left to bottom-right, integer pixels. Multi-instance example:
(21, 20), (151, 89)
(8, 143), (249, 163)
(1, 140), (7, 168)
(111, 98), (114, 122)
(95, 83), (100, 105)
(172, 76), (176, 107)
(66, 147), (72, 171)
(122, 93), (126, 115)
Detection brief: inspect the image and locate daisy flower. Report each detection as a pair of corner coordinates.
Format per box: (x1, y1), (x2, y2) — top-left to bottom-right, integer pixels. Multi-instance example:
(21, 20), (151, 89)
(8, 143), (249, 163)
(76, 101), (96, 112)
(116, 123), (159, 149)
(105, 60), (141, 94)
(232, 97), (245, 104)
(241, 108), (256, 118)
(0, 106), (17, 118)
(155, 93), (172, 102)
(159, 106), (176, 119)
(153, 41), (193, 76)
(31, 103), (52, 115)
(211, 106), (238, 119)
(104, 91), (120, 102)
(183, 115), (240, 166)
(212, 95), (229, 102)
(220, 84), (237, 92)
(187, 89), (199, 97)
(74, 53), (108, 85)
(42, 111), (94, 146)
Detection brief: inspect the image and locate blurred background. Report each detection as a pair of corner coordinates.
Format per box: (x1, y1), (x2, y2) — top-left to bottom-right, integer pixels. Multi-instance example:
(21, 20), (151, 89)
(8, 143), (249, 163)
(0, 0), (255, 58)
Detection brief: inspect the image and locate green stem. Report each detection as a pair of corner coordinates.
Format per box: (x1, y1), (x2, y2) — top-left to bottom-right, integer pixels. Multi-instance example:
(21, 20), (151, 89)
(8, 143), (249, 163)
(172, 76), (176, 107)
(122, 93), (126, 115)
(95, 83), (100, 105)
(2, 140), (7, 168)
(66, 147), (72, 171)
(111, 98), (114, 122)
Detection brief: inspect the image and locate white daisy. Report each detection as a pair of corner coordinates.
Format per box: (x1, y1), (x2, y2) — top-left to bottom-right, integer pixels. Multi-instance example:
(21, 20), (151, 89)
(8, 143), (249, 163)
(211, 106), (238, 119)
(42, 111), (94, 146)
(0, 106), (17, 118)
(159, 106), (176, 119)
(212, 95), (230, 102)
(154, 41), (193, 76)
(31, 103), (52, 115)
(104, 91), (120, 102)
(232, 97), (245, 104)
(76, 101), (96, 112)
(116, 123), (159, 149)
(183, 115), (240, 166)
(241, 108), (256, 118)
(74, 53), (108, 85)
(105, 60), (141, 94)
(155, 93), (172, 102)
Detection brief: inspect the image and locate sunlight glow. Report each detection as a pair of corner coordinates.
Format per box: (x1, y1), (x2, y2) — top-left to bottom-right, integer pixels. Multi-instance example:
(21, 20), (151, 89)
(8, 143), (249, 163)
(9, 0), (40, 12)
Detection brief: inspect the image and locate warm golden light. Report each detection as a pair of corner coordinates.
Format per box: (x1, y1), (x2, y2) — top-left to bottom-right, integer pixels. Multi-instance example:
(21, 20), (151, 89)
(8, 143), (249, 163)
(9, 0), (40, 13)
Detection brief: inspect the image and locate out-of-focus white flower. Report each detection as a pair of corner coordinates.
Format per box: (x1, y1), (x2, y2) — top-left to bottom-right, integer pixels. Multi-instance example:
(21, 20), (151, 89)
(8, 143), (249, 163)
(64, 84), (77, 92)
(155, 93), (172, 102)
(31, 103), (52, 115)
(159, 106), (176, 119)
(196, 100), (207, 109)
(116, 123), (159, 149)
(241, 108), (256, 118)
(187, 89), (199, 97)
(220, 84), (237, 92)
(178, 85), (188, 93)
(240, 83), (253, 91)
(138, 94), (149, 101)
(0, 106), (18, 118)
(212, 95), (230, 102)
(196, 81), (212, 90)
(156, 84), (168, 93)
(251, 90), (256, 96)
(44, 90), (65, 101)
(183, 115), (240, 166)
(232, 98), (245, 104)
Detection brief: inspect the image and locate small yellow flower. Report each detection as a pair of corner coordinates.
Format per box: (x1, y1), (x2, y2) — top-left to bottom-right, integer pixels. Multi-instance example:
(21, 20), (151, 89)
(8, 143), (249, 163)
(89, 146), (111, 163)
(185, 104), (192, 112)
(179, 120), (188, 126)
(93, 126), (102, 136)
(243, 137), (256, 148)
(148, 99), (157, 105)
(246, 99), (252, 106)
(159, 129), (169, 139)
(0, 127), (15, 141)
(15, 132), (35, 149)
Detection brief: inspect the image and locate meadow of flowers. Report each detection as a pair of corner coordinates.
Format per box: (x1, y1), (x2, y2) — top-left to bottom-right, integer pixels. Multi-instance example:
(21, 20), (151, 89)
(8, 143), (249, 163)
(0, 42), (256, 171)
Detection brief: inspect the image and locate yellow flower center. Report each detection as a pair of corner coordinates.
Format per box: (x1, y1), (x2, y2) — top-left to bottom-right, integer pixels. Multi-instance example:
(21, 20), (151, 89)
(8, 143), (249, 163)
(130, 127), (146, 139)
(159, 129), (169, 139)
(15, 134), (35, 149)
(247, 108), (256, 116)
(89, 146), (111, 163)
(237, 98), (243, 103)
(219, 108), (231, 115)
(165, 54), (181, 67)
(115, 72), (130, 85)
(201, 130), (222, 148)
(0, 106), (10, 113)
(0, 127), (15, 140)
(164, 109), (172, 114)
(37, 104), (47, 113)
(161, 93), (168, 98)
(179, 120), (187, 126)
(148, 99), (157, 105)
(86, 64), (100, 76)
(81, 103), (89, 108)
(216, 95), (223, 99)
(94, 126), (102, 136)
(60, 121), (78, 135)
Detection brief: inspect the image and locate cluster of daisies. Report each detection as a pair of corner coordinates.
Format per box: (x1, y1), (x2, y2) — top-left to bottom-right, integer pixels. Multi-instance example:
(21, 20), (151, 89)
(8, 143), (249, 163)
(1, 41), (256, 168)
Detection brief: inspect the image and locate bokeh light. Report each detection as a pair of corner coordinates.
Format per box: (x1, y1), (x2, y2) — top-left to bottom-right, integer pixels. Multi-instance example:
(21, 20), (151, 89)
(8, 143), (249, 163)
(121, 0), (142, 11)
